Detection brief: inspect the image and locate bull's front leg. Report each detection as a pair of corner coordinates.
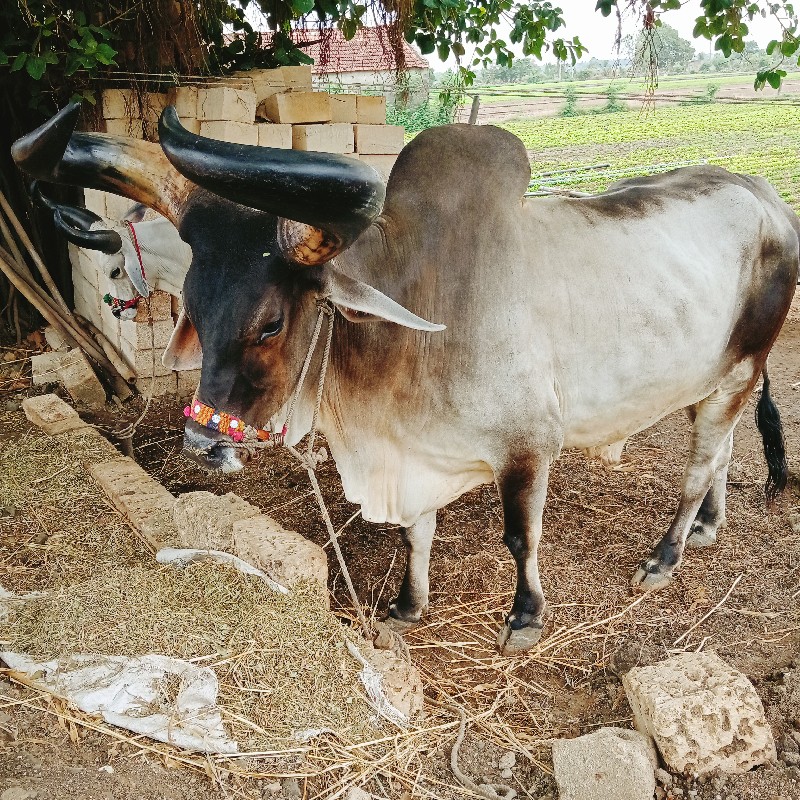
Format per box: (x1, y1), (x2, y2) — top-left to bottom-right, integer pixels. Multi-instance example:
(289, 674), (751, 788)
(496, 455), (552, 655)
(387, 510), (436, 627)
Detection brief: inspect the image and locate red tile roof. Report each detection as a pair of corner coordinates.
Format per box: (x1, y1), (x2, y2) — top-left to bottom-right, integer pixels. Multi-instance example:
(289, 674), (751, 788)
(233, 26), (429, 75)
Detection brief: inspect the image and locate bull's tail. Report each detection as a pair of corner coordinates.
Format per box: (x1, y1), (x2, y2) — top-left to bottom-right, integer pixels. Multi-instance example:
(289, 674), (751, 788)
(755, 365), (788, 505)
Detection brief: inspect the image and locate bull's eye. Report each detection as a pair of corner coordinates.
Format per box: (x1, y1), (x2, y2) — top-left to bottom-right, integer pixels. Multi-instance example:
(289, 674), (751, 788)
(109, 268), (122, 279)
(259, 317), (284, 343)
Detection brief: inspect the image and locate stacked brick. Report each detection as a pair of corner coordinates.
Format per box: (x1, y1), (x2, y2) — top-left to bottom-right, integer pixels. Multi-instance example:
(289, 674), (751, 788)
(69, 71), (403, 397)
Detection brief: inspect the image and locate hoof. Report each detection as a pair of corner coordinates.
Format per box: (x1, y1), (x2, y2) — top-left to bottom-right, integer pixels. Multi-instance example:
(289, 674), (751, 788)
(496, 621), (544, 655)
(686, 522), (717, 549)
(631, 564), (674, 592)
(384, 603), (422, 632)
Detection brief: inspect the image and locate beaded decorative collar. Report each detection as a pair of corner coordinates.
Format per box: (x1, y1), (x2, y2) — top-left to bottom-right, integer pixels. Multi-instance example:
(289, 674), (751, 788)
(183, 397), (280, 443)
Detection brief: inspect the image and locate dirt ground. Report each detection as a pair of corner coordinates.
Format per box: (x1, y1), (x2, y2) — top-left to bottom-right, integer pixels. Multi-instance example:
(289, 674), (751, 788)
(2, 304), (800, 798)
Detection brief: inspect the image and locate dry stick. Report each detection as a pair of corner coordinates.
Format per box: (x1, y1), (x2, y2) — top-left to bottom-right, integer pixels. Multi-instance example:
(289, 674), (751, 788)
(0, 189), (70, 312)
(0, 248), (133, 382)
(673, 573), (743, 647)
(0, 206), (34, 281)
(79, 317), (134, 400)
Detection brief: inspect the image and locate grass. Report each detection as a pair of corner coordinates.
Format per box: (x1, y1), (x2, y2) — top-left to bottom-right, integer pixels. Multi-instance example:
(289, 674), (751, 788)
(499, 101), (800, 210)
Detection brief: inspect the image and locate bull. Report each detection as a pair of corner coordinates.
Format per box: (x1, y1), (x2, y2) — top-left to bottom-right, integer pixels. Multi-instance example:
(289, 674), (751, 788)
(13, 103), (796, 654)
(33, 182), (191, 318)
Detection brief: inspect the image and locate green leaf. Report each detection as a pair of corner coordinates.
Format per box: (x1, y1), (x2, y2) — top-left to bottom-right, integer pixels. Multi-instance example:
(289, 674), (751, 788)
(25, 56), (46, 80)
(10, 52), (27, 72)
(292, 0), (315, 16)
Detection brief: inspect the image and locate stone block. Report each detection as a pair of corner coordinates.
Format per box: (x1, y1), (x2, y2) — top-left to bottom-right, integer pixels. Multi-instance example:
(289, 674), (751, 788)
(120, 318), (154, 350)
(329, 94), (358, 123)
(551, 727), (658, 800)
(143, 92), (168, 125)
(354, 124), (404, 155)
(166, 86), (199, 118)
(259, 92), (331, 125)
(77, 250), (100, 289)
(171, 294), (182, 316)
(182, 118), (201, 135)
(140, 373), (178, 396)
(257, 123), (292, 149)
(136, 291), (172, 322)
(197, 87), (257, 123)
(72, 272), (101, 325)
(151, 319), (175, 349)
(233, 515), (329, 593)
(104, 192), (137, 221)
(31, 352), (66, 386)
(99, 297), (121, 342)
(57, 348), (106, 408)
(44, 325), (69, 352)
(235, 69), (285, 103)
(105, 117), (145, 139)
(22, 393), (85, 435)
(292, 123), (354, 154)
(359, 154), (397, 183)
(359, 637), (425, 721)
(128, 348), (172, 378)
(102, 88), (136, 119)
(199, 120), (258, 146)
(83, 188), (107, 217)
(173, 491), (261, 552)
(356, 95), (386, 124)
(89, 458), (177, 549)
(623, 651), (776, 775)
(281, 65), (313, 91)
(177, 368), (201, 399)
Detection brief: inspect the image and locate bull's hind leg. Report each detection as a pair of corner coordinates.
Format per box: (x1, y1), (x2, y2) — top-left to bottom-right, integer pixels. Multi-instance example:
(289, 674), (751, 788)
(683, 405), (732, 549)
(495, 454), (552, 655)
(632, 365), (758, 591)
(387, 510), (436, 627)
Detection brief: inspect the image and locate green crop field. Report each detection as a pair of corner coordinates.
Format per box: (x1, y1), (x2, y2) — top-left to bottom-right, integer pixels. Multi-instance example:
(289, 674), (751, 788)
(499, 101), (800, 210)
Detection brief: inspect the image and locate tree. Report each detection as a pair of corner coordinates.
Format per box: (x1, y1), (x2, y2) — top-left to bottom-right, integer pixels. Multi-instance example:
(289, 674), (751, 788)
(625, 23), (696, 74)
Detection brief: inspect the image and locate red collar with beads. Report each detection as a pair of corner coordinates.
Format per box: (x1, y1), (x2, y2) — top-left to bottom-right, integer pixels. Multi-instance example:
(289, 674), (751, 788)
(183, 398), (281, 443)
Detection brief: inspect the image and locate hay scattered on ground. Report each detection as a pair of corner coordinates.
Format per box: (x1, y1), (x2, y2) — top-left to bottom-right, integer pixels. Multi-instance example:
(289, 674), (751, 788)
(3, 560), (381, 750)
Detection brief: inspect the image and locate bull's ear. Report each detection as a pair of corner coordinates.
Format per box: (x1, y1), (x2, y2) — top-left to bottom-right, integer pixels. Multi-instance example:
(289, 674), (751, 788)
(325, 268), (445, 332)
(120, 240), (152, 298)
(162, 308), (202, 369)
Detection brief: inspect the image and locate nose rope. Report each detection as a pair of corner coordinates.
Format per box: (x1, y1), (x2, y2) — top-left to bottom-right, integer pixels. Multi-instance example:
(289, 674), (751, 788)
(185, 299), (373, 642)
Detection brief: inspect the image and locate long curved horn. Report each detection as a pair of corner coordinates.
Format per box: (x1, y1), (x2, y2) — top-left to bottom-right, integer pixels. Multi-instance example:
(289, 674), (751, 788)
(158, 106), (385, 264)
(12, 103), (194, 226)
(32, 181), (123, 254)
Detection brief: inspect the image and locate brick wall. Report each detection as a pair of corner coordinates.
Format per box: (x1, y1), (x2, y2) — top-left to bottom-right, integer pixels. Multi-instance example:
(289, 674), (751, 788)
(71, 69), (404, 397)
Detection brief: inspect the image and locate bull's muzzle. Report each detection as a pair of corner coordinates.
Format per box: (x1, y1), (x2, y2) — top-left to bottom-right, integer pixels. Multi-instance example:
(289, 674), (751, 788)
(182, 418), (249, 473)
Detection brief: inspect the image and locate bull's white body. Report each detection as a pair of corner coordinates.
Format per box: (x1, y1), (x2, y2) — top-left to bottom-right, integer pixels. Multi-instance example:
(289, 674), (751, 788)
(90, 216), (191, 307)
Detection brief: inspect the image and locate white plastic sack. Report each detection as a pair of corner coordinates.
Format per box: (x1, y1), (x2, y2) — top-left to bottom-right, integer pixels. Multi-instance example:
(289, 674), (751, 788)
(1, 651), (238, 754)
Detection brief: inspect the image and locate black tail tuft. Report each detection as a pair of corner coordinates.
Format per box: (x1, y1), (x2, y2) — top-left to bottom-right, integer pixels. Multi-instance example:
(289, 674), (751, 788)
(755, 367), (787, 505)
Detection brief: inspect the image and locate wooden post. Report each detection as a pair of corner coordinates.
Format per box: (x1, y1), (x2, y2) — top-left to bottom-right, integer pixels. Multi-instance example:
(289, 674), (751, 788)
(468, 95), (480, 125)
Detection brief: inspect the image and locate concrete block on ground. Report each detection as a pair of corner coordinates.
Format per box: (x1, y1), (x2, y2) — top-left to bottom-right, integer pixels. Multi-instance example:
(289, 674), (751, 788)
(83, 188), (107, 217)
(89, 457), (177, 549)
(176, 368), (201, 399)
(197, 87), (257, 123)
(329, 94), (358, 123)
(359, 638), (425, 721)
(259, 92), (331, 124)
(292, 123), (354, 154)
(22, 393), (85, 436)
(105, 117), (145, 139)
(233, 515), (329, 594)
(31, 352), (66, 386)
(281, 65), (313, 91)
(257, 123), (292, 149)
(199, 120), (258, 146)
(173, 491), (261, 552)
(57, 348), (106, 408)
(354, 124), (404, 155)
(166, 86), (199, 119)
(136, 291), (172, 322)
(359, 154), (397, 183)
(551, 727), (658, 800)
(102, 89), (136, 119)
(44, 325), (69, 352)
(623, 651), (776, 775)
(356, 95), (386, 124)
